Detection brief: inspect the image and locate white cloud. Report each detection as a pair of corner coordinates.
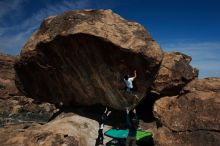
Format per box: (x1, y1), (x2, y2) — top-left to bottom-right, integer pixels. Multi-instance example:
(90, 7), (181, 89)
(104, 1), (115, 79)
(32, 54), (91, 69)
(0, 0), (92, 55)
(161, 41), (220, 78)
(0, 27), (33, 54)
(0, 0), (25, 19)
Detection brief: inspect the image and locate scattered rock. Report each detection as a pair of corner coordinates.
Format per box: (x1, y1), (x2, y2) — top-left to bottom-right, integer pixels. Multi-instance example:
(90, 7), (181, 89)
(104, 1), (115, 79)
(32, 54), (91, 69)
(0, 54), (56, 127)
(0, 95), (56, 127)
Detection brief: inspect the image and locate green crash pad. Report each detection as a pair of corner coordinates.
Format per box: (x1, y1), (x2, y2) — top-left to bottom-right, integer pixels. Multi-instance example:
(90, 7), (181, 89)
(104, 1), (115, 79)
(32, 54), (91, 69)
(104, 129), (153, 141)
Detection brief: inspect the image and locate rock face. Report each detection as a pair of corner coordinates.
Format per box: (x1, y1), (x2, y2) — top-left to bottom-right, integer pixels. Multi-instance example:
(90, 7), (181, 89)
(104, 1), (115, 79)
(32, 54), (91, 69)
(153, 78), (220, 146)
(0, 54), (19, 98)
(15, 9), (164, 109)
(151, 52), (198, 96)
(0, 113), (111, 146)
(0, 123), (79, 146)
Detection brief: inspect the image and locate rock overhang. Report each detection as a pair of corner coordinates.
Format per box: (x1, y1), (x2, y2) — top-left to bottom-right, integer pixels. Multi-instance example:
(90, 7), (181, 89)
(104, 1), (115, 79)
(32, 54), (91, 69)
(15, 32), (162, 109)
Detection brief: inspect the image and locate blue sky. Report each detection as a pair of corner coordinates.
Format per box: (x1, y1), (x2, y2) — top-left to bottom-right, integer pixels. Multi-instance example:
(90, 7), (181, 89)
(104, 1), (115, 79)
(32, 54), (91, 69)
(0, 0), (219, 78)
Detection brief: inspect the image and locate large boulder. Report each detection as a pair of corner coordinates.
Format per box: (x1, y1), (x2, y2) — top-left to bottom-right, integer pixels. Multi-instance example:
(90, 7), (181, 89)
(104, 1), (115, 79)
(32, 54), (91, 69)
(14, 9), (164, 109)
(153, 78), (220, 146)
(151, 52), (198, 96)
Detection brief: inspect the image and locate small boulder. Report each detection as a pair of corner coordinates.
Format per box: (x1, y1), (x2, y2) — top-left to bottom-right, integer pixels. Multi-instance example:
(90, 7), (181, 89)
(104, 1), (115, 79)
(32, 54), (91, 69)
(151, 52), (198, 96)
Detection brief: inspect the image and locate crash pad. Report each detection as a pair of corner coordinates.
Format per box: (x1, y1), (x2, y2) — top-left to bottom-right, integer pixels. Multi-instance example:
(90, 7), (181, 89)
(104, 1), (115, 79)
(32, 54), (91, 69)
(104, 129), (153, 141)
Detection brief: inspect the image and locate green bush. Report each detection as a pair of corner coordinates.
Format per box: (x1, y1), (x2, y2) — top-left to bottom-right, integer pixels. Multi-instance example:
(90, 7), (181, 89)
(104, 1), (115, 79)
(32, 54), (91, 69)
(0, 84), (6, 89)
(18, 106), (29, 114)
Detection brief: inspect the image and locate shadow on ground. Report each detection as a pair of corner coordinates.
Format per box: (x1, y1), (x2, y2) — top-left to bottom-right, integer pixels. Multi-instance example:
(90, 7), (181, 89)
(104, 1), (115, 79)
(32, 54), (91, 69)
(47, 91), (161, 146)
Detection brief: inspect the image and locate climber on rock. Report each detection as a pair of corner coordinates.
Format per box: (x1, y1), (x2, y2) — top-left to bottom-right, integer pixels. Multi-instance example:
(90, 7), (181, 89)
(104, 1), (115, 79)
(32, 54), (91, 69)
(124, 70), (138, 99)
(96, 107), (111, 146)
